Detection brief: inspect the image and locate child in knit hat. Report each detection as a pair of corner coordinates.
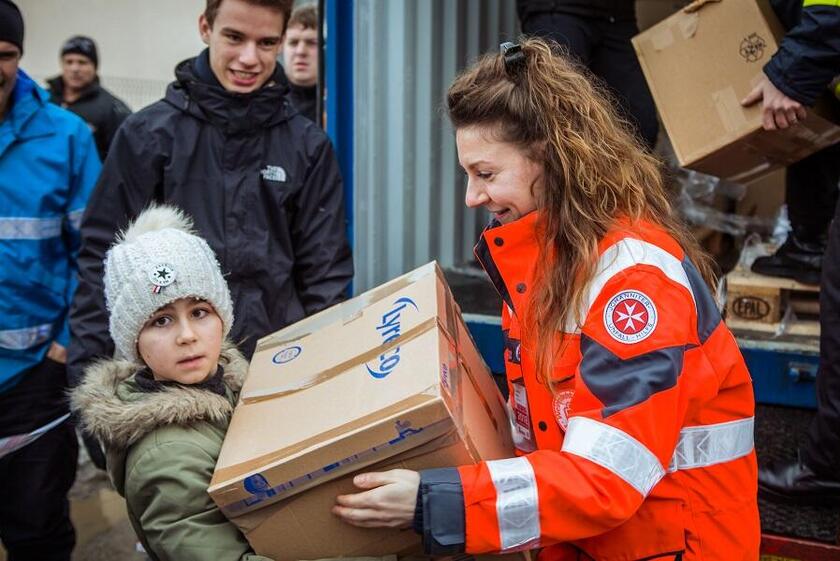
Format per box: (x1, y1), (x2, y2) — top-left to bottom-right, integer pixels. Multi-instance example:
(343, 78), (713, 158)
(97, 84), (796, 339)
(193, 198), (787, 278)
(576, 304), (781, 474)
(71, 205), (271, 561)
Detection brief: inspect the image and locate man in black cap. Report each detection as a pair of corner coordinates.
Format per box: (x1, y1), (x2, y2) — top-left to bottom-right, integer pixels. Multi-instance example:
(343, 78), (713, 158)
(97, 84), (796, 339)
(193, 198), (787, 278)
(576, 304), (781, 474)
(0, 1), (101, 560)
(47, 35), (131, 161)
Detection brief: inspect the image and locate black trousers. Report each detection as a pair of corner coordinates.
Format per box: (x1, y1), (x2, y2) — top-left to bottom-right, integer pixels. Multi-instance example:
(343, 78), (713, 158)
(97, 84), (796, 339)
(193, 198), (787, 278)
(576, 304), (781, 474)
(0, 359), (78, 561)
(521, 11), (659, 150)
(804, 181), (840, 475)
(785, 143), (840, 238)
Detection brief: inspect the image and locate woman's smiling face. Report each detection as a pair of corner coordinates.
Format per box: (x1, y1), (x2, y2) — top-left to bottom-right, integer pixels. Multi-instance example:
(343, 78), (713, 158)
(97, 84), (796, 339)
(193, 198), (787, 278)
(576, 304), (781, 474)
(457, 125), (543, 225)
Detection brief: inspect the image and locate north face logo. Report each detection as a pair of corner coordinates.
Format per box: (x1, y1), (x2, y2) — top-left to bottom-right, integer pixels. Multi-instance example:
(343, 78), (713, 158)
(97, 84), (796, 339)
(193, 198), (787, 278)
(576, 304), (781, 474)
(260, 165), (287, 182)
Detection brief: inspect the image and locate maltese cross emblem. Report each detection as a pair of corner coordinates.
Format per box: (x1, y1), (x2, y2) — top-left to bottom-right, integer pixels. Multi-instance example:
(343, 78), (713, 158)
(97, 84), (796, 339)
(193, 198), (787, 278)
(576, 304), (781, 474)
(603, 290), (657, 344)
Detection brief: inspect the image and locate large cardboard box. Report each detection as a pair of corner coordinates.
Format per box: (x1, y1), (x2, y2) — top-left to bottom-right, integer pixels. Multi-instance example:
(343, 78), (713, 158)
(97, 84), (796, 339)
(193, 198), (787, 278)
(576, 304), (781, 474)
(209, 262), (514, 561)
(633, 0), (840, 182)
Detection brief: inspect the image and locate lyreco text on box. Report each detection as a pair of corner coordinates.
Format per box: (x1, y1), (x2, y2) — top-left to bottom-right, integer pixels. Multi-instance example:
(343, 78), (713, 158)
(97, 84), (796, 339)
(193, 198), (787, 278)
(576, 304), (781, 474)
(208, 262), (514, 561)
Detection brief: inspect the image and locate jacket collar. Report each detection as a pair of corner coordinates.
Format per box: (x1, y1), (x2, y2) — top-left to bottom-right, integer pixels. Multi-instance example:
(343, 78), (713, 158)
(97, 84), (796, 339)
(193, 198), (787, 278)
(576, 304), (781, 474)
(166, 53), (292, 135)
(46, 74), (102, 105)
(474, 211), (540, 317)
(70, 341), (247, 450)
(0, 70), (54, 157)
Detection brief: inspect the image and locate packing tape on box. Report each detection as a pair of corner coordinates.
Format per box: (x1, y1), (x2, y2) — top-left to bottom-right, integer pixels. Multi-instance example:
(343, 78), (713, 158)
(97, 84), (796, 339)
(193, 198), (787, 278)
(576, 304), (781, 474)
(649, 28), (674, 51)
(218, 417), (459, 516)
(254, 268), (428, 353)
(678, 12), (699, 39)
(211, 392), (440, 484)
(682, 0), (721, 13)
(727, 161), (773, 184)
(648, 9), (701, 52)
(243, 317), (440, 402)
(712, 86), (749, 135)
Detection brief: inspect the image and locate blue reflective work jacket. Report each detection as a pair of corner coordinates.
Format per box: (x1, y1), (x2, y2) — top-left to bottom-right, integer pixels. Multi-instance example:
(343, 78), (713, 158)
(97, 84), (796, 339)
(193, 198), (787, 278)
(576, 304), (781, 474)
(0, 69), (101, 392)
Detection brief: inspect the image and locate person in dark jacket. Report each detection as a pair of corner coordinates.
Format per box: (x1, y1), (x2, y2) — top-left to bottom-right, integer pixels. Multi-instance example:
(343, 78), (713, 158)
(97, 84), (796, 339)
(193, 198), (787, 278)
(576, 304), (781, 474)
(47, 35), (131, 161)
(282, 4), (318, 123)
(516, 0), (659, 150)
(740, 0), (840, 505)
(745, 1), (840, 287)
(68, 0), (353, 468)
(0, 2), (101, 559)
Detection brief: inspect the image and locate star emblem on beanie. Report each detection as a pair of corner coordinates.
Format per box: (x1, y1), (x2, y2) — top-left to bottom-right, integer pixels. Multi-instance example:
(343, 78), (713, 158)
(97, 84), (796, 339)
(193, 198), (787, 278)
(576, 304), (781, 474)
(148, 263), (176, 293)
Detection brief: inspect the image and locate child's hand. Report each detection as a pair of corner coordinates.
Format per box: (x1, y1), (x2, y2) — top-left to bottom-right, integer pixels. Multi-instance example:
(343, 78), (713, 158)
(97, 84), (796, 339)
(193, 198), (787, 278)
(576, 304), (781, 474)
(333, 469), (420, 528)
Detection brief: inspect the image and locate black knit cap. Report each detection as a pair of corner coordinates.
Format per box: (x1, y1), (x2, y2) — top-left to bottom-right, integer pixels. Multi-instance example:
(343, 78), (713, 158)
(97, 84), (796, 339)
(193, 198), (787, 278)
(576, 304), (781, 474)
(0, 0), (24, 53)
(61, 35), (98, 67)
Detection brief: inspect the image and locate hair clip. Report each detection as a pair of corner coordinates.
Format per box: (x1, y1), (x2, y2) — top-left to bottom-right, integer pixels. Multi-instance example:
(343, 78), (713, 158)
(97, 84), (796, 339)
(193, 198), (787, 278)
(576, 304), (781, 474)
(500, 41), (526, 80)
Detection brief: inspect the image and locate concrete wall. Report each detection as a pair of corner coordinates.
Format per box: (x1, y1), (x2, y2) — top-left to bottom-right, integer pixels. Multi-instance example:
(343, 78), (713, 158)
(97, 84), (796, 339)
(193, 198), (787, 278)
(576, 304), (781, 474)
(16, 0), (206, 110)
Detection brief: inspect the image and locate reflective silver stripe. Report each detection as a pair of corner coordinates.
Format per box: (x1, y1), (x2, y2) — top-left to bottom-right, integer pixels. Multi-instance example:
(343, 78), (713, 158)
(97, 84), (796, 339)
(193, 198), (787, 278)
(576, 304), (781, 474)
(563, 417), (665, 496)
(566, 238), (695, 332)
(0, 217), (62, 240)
(0, 323), (54, 350)
(486, 457), (541, 552)
(669, 417), (754, 471)
(66, 209), (84, 231)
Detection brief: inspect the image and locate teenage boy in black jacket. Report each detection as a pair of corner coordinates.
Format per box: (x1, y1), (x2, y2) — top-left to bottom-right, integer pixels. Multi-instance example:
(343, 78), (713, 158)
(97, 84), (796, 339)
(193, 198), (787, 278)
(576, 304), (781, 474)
(69, 0), (353, 469)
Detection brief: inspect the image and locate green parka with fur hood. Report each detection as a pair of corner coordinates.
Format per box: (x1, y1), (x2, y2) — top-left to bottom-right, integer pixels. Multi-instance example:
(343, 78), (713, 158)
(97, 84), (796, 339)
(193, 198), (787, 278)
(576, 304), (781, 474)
(71, 345), (271, 561)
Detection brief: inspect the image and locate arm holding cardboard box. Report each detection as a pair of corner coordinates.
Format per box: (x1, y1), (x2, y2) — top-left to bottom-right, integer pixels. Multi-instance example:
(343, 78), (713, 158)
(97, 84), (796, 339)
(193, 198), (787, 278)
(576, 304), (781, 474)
(742, 76), (807, 130)
(333, 469), (419, 529)
(742, 2), (840, 130)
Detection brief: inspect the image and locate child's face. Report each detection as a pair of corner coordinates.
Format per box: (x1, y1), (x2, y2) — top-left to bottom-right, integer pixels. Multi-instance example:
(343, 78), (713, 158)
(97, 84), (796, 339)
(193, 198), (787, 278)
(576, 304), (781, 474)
(137, 298), (224, 384)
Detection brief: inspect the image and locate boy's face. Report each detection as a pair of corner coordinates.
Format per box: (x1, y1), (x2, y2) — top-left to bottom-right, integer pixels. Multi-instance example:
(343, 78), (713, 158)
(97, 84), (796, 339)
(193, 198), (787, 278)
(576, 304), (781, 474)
(282, 24), (318, 87)
(138, 298), (223, 385)
(198, 0), (285, 93)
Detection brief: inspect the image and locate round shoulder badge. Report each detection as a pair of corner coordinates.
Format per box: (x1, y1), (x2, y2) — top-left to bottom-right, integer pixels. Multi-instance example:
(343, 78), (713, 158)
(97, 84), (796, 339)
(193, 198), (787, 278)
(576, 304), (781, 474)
(603, 290), (657, 344)
(552, 390), (574, 432)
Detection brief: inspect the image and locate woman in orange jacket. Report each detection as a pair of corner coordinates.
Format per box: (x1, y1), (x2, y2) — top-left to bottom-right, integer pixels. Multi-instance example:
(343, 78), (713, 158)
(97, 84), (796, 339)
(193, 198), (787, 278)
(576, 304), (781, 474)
(333, 38), (760, 561)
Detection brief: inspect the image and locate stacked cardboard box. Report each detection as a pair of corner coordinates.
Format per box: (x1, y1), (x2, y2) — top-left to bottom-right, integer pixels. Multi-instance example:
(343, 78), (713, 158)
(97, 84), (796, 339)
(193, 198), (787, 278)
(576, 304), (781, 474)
(209, 262), (514, 561)
(633, 0), (840, 182)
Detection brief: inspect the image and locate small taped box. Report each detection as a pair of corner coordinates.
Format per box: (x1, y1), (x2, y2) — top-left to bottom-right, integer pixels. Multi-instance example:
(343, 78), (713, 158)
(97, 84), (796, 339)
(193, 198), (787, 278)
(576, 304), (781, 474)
(209, 262), (514, 561)
(632, 0), (840, 182)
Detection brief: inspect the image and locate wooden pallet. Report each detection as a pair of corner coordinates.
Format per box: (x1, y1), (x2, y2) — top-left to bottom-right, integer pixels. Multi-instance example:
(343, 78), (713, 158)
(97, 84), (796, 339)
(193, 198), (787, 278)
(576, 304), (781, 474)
(725, 269), (820, 336)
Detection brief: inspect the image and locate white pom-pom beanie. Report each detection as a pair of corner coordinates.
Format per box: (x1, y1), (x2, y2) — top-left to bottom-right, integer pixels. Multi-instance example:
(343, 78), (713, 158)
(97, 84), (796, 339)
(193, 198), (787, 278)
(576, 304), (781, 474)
(103, 204), (234, 363)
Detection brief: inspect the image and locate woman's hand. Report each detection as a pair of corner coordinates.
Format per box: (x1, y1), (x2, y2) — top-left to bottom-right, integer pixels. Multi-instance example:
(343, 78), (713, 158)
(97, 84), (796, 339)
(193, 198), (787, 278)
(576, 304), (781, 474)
(333, 469), (420, 529)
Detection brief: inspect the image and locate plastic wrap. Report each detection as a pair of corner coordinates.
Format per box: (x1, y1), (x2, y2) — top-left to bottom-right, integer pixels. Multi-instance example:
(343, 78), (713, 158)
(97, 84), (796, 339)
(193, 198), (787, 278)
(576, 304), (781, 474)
(660, 137), (785, 238)
(672, 168), (786, 237)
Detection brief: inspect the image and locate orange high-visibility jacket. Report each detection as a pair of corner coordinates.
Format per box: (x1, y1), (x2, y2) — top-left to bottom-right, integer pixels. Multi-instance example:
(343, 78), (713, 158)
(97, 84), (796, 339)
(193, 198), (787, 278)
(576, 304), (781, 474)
(417, 213), (759, 561)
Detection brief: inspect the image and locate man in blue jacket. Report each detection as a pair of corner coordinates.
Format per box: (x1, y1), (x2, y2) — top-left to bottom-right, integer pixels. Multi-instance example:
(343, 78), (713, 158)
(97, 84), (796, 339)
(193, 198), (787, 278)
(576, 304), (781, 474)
(741, 0), (840, 505)
(0, 1), (101, 558)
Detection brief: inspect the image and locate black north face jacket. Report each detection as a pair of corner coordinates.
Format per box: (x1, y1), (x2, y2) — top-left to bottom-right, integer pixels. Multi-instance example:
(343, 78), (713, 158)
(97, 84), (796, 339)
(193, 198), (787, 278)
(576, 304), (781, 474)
(68, 56), (353, 385)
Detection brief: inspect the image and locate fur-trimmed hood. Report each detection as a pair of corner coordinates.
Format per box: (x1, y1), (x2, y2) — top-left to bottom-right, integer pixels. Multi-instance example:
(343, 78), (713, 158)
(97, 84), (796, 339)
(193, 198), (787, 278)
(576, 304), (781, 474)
(70, 342), (247, 450)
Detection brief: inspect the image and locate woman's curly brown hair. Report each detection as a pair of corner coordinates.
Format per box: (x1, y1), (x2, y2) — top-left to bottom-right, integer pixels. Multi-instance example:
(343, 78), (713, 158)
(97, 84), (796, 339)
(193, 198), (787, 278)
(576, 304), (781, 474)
(447, 37), (715, 388)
